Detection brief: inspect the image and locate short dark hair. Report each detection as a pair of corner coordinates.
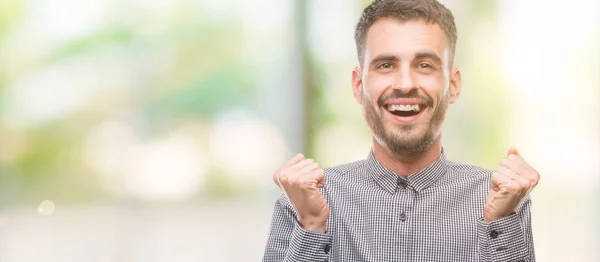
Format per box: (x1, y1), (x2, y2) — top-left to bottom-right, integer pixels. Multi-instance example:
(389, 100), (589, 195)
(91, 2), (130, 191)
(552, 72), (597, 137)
(354, 0), (457, 66)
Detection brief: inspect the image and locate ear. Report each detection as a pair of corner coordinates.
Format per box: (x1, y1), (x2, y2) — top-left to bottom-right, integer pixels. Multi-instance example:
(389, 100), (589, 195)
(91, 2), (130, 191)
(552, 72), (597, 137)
(449, 67), (462, 104)
(352, 66), (363, 104)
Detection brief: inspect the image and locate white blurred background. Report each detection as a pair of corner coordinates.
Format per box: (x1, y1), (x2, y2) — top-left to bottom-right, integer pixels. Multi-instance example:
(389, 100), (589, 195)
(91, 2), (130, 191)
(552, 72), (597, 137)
(0, 0), (598, 261)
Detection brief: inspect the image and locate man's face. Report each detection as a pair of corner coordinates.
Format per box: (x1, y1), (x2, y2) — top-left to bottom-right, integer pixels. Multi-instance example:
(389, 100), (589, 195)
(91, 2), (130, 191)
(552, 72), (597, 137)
(352, 18), (461, 156)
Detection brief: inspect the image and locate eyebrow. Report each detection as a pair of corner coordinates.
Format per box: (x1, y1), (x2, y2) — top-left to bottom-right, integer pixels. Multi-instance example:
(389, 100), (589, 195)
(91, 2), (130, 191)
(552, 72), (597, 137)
(414, 52), (443, 66)
(369, 55), (399, 67)
(368, 52), (444, 67)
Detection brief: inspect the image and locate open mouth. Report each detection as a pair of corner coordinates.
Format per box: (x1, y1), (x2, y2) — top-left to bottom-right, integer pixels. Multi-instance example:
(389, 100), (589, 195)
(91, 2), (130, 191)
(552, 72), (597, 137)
(385, 104), (425, 117)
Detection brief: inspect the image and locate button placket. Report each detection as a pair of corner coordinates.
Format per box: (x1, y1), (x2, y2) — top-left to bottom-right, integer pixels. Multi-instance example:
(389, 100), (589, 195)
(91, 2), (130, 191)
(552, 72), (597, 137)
(396, 179), (411, 223)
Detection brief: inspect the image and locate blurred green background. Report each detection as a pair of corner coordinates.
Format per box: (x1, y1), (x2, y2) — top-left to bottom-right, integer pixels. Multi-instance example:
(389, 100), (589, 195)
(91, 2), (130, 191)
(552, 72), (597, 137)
(0, 0), (598, 261)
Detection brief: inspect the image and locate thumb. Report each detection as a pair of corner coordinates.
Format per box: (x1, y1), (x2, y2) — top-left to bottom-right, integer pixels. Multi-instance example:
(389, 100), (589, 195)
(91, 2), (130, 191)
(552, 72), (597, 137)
(507, 146), (519, 157)
(315, 169), (326, 188)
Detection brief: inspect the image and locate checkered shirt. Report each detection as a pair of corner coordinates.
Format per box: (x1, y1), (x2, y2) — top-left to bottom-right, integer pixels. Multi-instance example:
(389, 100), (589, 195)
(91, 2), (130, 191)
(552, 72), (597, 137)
(263, 150), (535, 261)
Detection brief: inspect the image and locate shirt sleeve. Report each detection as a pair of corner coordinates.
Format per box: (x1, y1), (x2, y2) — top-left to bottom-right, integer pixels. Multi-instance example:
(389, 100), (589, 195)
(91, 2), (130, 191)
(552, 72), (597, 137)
(477, 198), (536, 262)
(263, 193), (333, 262)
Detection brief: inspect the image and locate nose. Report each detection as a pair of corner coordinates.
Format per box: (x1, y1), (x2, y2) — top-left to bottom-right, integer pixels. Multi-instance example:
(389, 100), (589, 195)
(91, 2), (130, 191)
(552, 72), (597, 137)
(392, 64), (417, 91)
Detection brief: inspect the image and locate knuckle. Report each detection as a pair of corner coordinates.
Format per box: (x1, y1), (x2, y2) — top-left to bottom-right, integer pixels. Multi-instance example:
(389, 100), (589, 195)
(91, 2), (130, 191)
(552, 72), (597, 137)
(279, 173), (290, 183)
(507, 180), (522, 190)
(278, 177), (288, 185)
(490, 172), (501, 181)
(531, 177), (539, 187)
(505, 182), (518, 191)
(519, 179), (529, 188)
(286, 176), (300, 186)
(528, 178), (536, 184)
(316, 168), (325, 176)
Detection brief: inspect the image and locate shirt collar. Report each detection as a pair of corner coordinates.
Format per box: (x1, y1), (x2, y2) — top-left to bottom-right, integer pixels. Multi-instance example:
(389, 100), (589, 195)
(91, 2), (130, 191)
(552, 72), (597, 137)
(365, 149), (449, 194)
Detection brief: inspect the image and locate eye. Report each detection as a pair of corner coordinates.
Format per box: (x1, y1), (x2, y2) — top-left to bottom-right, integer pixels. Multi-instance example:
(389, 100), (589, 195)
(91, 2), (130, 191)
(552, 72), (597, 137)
(377, 63), (393, 70)
(417, 63), (433, 69)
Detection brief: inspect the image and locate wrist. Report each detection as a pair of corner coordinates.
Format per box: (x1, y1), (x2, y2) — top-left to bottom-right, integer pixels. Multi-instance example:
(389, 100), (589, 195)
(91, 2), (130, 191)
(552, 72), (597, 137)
(483, 214), (499, 222)
(484, 209), (515, 222)
(298, 217), (327, 233)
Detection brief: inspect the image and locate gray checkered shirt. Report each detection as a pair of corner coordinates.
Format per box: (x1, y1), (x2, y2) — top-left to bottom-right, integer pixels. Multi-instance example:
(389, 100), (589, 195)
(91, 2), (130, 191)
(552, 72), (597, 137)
(263, 150), (535, 261)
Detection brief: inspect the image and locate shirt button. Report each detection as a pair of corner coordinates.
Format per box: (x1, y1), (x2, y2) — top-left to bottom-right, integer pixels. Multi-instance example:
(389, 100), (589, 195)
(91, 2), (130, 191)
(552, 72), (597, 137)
(490, 230), (501, 239)
(398, 180), (408, 189)
(324, 244), (331, 253)
(399, 213), (407, 221)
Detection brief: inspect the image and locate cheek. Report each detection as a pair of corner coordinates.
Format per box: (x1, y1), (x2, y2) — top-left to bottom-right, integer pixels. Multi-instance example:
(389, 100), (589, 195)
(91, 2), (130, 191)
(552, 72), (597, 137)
(363, 73), (392, 104)
(416, 74), (440, 86)
(416, 74), (449, 103)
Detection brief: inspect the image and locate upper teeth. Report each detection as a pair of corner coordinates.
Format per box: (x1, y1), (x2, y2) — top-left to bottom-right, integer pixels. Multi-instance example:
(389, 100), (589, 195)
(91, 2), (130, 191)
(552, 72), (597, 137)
(387, 104), (421, 112)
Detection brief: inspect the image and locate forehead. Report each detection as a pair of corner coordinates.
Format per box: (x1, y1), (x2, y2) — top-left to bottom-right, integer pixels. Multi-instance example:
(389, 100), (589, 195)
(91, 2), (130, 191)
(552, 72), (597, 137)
(364, 17), (448, 61)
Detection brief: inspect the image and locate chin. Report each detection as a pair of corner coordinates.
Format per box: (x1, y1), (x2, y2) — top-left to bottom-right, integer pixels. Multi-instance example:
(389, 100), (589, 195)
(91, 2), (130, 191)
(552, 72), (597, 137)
(382, 127), (436, 151)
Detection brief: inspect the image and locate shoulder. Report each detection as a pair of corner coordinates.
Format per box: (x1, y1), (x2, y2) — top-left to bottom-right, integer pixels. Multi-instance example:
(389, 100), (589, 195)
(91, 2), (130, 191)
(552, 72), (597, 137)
(322, 159), (370, 188)
(323, 159), (365, 178)
(437, 160), (493, 197)
(445, 160), (493, 181)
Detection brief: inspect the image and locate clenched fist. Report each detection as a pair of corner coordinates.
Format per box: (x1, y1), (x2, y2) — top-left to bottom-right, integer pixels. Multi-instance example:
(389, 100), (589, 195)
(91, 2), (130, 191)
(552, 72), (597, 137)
(484, 147), (540, 222)
(273, 154), (329, 232)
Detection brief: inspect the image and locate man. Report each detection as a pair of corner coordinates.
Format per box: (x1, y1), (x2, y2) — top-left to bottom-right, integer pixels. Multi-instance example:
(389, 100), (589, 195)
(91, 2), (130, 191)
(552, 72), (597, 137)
(263, 0), (538, 261)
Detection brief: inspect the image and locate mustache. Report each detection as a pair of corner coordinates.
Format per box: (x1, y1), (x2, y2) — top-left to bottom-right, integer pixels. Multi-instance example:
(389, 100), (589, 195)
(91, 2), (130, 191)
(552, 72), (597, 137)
(378, 89), (433, 108)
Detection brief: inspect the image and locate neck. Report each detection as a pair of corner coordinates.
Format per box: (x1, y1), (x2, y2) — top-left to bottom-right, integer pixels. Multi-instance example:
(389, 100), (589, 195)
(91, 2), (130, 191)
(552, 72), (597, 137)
(372, 137), (443, 177)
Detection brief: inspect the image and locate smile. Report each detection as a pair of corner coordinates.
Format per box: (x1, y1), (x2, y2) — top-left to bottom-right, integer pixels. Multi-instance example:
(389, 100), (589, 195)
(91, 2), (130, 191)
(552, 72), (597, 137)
(386, 104), (423, 117)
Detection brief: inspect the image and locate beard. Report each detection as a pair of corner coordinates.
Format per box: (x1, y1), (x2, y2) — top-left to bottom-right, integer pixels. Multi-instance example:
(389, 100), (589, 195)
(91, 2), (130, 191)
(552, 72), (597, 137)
(363, 88), (449, 156)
